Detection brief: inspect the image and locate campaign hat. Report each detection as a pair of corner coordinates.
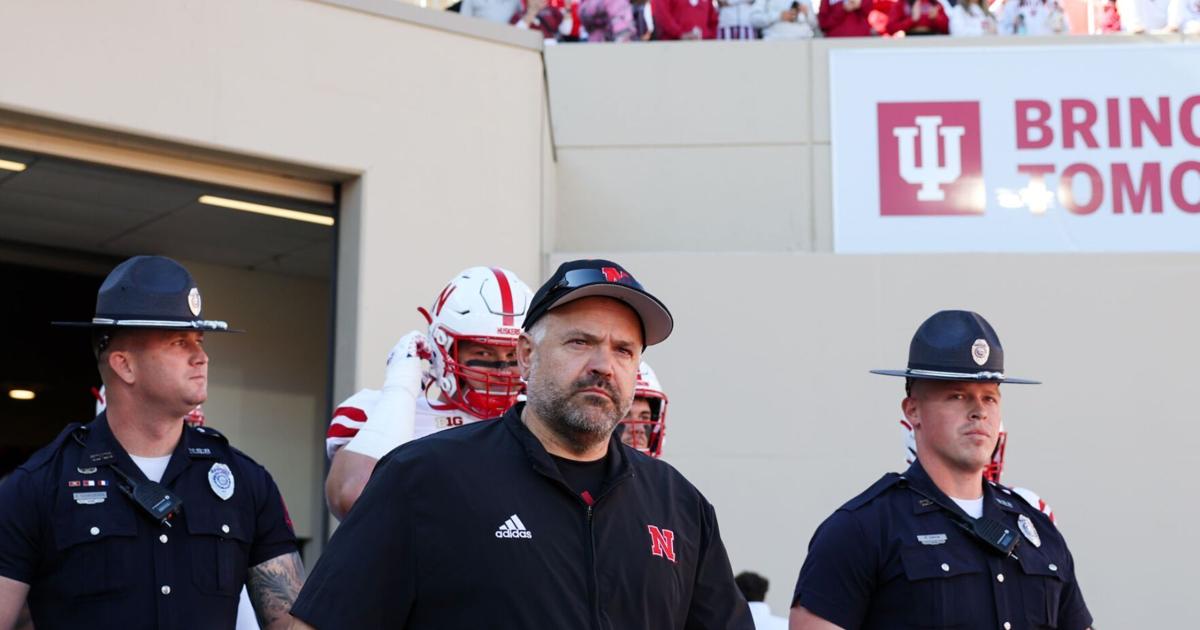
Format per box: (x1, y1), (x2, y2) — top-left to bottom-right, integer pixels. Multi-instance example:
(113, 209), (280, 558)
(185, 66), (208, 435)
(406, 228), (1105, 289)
(870, 310), (1038, 384)
(53, 255), (237, 332)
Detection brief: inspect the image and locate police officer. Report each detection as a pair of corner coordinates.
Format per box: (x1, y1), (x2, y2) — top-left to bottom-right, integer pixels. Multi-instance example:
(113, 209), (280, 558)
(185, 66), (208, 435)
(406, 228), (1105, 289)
(790, 310), (1093, 630)
(0, 256), (304, 630)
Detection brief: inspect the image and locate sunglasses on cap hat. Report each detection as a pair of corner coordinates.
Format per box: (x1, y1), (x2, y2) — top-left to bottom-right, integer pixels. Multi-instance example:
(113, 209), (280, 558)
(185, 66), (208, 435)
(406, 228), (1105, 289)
(524, 259), (673, 347)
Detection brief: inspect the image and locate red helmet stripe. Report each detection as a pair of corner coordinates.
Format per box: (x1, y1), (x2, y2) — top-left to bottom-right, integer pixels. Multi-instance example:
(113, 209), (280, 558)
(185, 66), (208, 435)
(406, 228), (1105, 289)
(490, 267), (516, 327)
(434, 284), (457, 316)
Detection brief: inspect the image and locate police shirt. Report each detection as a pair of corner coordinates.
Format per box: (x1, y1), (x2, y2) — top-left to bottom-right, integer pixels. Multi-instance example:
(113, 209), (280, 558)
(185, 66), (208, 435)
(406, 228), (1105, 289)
(291, 402), (753, 629)
(0, 413), (298, 629)
(792, 460), (1093, 630)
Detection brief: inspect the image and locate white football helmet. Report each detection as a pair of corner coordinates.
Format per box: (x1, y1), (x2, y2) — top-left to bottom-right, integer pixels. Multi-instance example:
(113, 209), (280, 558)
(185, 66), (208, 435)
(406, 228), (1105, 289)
(618, 362), (669, 458)
(418, 266), (533, 419)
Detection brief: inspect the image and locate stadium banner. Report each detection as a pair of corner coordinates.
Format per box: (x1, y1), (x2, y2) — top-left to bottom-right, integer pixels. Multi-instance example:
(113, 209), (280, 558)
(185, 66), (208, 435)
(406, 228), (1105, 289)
(829, 44), (1200, 253)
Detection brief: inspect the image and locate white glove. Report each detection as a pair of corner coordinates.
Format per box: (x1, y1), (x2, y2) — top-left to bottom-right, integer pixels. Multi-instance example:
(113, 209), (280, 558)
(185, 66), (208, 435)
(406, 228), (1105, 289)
(345, 331), (431, 460)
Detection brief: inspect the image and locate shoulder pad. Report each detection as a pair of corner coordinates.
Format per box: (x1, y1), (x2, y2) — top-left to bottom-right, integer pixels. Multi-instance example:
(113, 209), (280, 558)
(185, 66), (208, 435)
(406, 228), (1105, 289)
(840, 472), (903, 511)
(337, 389), (381, 411)
(1009, 486), (1057, 522)
(19, 422), (83, 472)
(188, 424), (229, 443)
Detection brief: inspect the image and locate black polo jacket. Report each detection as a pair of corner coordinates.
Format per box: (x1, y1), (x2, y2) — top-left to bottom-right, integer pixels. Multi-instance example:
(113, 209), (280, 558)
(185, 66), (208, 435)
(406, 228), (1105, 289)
(292, 403), (753, 629)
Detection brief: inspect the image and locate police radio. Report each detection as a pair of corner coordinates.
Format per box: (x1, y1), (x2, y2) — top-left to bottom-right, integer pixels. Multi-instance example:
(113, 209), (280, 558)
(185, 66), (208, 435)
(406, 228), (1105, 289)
(72, 428), (185, 527)
(108, 464), (185, 528)
(898, 477), (1021, 559)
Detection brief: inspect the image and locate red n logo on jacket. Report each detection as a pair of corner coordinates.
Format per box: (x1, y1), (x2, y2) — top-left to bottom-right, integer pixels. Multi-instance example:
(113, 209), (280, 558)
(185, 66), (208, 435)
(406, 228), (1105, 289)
(647, 525), (676, 563)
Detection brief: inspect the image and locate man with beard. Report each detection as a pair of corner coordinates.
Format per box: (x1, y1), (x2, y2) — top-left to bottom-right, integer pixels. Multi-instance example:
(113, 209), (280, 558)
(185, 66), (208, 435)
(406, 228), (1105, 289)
(290, 259), (752, 630)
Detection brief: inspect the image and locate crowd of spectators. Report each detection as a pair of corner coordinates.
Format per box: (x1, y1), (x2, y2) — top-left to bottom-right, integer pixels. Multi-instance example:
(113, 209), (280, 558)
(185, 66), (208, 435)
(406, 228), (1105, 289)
(451, 0), (1200, 41)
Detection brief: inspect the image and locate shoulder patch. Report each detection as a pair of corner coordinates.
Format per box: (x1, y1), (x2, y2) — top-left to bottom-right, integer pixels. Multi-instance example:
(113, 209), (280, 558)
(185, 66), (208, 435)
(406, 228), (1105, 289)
(840, 472), (903, 511)
(19, 423), (83, 472)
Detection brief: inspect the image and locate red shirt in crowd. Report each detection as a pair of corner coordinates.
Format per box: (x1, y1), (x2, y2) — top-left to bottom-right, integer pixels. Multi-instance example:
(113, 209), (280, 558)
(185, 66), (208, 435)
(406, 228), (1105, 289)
(818, 0), (876, 37)
(651, 0), (719, 39)
(886, 0), (949, 34)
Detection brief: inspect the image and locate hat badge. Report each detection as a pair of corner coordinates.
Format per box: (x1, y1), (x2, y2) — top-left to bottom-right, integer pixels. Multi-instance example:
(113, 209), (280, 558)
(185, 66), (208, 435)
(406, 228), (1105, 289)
(187, 288), (202, 317)
(971, 339), (990, 366)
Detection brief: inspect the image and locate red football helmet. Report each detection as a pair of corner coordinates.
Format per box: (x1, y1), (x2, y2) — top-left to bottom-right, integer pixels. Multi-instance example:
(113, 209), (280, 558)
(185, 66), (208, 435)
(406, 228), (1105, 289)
(418, 266), (533, 420)
(618, 362), (668, 458)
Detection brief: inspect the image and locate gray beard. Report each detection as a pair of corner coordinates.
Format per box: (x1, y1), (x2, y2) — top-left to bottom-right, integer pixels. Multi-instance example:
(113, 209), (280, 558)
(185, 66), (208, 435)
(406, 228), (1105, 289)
(526, 360), (631, 455)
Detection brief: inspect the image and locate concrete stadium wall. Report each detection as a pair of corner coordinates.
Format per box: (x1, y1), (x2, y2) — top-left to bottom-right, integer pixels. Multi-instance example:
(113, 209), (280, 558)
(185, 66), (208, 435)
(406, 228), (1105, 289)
(548, 36), (1200, 626)
(1, 0), (549, 554)
(184, 260), (330, 548)
(5, 0), (1197, 624)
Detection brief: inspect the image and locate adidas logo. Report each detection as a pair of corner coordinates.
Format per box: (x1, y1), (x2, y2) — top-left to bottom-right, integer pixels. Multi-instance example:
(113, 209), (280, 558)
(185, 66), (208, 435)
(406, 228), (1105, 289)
(494, 514), (532, 539)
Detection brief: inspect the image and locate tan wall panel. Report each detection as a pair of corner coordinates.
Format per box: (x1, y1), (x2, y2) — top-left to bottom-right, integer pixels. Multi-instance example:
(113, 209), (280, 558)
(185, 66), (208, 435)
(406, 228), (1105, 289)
(1, 0), (549, 554)
(546, 41), (811, 148)
(0, 0), (547, 390)
(183, 260), (330, 544)
(551, 251), (1198, 626)
(810, 143), (832, 251)
(556, 145), (812, 251)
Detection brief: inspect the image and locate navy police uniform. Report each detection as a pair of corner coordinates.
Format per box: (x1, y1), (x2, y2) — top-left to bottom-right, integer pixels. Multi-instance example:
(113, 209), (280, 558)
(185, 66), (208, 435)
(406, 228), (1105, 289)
(793, 460), (1092, 629)
(0, 255), (297, 629)
(0, 413), (297, 629)
(794, 310), (1093, 629)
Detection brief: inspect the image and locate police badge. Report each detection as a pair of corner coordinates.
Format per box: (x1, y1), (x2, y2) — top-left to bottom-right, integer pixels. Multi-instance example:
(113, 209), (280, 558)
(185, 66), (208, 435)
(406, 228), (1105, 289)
(188, 287), (203, 316)
(1018, 514), (1041, 548)
(208, 462), (235, 501)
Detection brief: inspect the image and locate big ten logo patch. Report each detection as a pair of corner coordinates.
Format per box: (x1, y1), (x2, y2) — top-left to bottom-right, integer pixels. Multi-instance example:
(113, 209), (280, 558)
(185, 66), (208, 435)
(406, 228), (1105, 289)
(436, 415), (465, 429)
(877, 101), (985, 216)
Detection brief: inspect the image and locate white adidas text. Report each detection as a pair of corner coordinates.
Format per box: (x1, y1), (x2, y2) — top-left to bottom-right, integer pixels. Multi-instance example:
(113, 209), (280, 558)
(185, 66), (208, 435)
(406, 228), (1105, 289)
(495, 514), (532, 539)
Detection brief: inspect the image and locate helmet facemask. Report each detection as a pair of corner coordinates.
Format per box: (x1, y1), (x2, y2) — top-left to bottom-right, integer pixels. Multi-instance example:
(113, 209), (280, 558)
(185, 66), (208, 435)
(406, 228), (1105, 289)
(430, 328), (523, 419)
(618, 362), (668, 458)
(618, 393), (667, 458)
(983, 427), (1007, 484)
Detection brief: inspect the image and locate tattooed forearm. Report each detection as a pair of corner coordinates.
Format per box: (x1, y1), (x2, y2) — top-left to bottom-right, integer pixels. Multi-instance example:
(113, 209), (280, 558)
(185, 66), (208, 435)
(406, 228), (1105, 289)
(247, 551), (305, 630)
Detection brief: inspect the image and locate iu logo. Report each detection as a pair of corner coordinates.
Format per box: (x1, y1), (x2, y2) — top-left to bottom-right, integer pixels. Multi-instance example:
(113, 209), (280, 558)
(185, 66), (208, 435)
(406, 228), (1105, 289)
(647, 525), (676, 563)
(877, 102), (984, 216)
(601, 267), (630, 283)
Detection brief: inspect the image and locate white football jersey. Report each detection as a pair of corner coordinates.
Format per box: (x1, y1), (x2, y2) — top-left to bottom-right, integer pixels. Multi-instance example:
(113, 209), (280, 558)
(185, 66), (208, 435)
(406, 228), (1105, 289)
(325, 389), (484, 459)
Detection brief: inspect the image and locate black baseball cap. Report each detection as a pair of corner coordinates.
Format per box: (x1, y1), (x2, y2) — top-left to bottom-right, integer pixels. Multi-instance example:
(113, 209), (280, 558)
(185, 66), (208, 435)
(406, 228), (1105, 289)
(523, 259), (673, 347)
(871, 310), (1039, 384)
(53, 255), (238, 332)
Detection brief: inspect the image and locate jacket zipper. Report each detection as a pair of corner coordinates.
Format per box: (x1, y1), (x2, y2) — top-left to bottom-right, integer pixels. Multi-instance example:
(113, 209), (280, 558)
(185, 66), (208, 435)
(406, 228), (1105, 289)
(586, 503), (600, 630)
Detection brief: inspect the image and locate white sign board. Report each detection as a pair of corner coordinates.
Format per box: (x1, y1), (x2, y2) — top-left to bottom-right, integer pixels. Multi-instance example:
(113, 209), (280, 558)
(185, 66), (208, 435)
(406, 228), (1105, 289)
(830, 44), (1200, 253)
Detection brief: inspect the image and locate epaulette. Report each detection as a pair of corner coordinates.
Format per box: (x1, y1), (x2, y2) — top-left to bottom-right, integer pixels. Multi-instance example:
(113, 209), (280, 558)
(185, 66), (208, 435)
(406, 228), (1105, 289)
(19, 422), (84, 472)
(188, 424), (229, 444)
(840, 472), (903, 511)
